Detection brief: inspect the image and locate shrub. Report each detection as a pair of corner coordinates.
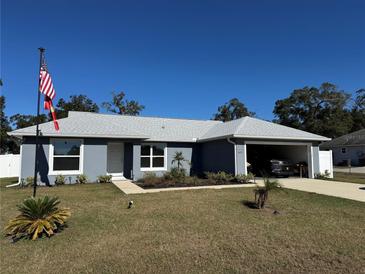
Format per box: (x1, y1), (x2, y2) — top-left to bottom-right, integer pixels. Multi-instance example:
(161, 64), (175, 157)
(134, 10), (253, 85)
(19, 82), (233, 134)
(137, 172), (161, 187)
(23, 176), (34, 187)
(76, 174), (88, 184)
(235, 173), (255, 184)
(4, 196), (71, 240)
(164, 167), (186, 182)
(98, 175), (112, 184)
(205, 171), (234, 182)
(315, 170), (330, 180)
(55, 175), (66, 185)
(184, 176), (200, 186)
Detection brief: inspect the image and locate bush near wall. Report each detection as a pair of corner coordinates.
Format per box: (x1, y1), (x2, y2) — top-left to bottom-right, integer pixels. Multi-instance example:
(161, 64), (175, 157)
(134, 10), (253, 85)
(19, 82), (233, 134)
(137, 171), (255, 189)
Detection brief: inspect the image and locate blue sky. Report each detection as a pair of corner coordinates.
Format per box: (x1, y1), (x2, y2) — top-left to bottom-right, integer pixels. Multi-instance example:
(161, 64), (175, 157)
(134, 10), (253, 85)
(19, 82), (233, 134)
(1, 0), (364, 121)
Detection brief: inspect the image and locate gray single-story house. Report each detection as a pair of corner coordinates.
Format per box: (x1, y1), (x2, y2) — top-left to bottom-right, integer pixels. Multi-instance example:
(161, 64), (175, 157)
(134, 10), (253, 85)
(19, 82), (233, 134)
(9, 111), (330, 185)
(320, 129), (365, 166)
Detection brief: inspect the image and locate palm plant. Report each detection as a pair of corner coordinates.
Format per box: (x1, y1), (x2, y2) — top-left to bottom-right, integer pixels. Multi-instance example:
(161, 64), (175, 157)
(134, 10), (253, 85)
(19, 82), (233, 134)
(254, 178), (282, 209)
(5, 196), (71, 240)
(171, 151), (188, 171)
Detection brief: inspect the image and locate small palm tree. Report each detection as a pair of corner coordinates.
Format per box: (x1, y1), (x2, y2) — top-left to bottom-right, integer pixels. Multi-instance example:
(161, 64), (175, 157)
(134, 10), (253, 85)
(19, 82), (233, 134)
(171, 151), (188, 171)
(254, 178), (282, 209)
(5, 196), (71, 240)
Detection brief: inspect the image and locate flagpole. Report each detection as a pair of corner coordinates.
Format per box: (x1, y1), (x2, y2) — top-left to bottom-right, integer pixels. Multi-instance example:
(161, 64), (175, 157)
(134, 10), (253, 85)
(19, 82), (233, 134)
(32, 47), (45, 197)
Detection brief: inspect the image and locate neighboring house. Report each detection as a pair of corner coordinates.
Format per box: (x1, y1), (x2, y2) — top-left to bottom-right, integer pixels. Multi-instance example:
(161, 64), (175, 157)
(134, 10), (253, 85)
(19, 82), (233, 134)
(320, 129), (365, 166)
(8, 111), (330, 185)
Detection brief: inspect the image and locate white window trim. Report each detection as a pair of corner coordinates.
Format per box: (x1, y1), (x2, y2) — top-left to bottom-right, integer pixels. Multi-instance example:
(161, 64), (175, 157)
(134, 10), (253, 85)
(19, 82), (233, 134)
(140, 143), (167, 171)
(49, 138), (84, 175)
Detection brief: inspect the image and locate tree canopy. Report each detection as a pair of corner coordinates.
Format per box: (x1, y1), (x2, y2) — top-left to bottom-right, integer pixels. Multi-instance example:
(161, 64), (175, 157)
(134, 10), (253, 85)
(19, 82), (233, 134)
(1, 96), (19, 153)
(351, 88), (365, 132)
(54, 94), (99, 119)
(213, 98), (255, 122)
(9, 114), (48, 130)
(273, 83), (354, 138)
(102, 91), (144, 115)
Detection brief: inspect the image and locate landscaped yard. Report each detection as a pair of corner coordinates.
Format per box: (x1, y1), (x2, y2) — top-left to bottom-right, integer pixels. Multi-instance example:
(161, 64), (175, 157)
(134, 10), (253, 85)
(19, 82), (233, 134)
(1, 178), (364, 273)
(332, 172), (365, 184)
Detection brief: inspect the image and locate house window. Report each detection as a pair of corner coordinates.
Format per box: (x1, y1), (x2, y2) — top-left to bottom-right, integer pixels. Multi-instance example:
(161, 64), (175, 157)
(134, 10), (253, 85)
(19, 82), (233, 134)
(341, 148), (347, 154)
(49, 139), (83, 174)
(140, 143), (166, 170)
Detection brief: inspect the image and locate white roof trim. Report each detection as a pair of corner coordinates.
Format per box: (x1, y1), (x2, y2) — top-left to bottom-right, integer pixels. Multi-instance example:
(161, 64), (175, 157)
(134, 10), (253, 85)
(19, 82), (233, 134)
(232, 134), (331, 141)
(8, 131), (149, 139)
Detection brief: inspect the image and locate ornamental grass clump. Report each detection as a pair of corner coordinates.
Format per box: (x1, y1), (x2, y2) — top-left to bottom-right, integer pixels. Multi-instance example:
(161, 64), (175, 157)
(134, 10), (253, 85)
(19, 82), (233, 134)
(97, 175), (112, 183)
(55, 175), (66, 185)
(205, 171), (234, 183)
(76, 174), (88, 184)
(5, 196), (71, 241)
(235, 173), (255, 184)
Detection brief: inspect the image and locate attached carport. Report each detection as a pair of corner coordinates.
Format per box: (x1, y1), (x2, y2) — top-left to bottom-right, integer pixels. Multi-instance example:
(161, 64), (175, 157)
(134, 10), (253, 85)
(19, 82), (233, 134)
(197, 116), (330, 179)
(232, 139), (321, 179)
(245, 141), (311, 178)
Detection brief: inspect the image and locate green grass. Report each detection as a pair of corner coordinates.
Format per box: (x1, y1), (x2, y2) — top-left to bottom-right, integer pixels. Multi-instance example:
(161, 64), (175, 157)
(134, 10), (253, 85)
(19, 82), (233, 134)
(332, 172), (365, 184)
(1, 178), (364, 273)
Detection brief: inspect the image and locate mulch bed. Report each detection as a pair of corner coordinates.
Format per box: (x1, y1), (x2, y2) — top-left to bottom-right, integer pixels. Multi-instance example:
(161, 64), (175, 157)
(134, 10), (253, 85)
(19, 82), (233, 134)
(136, 178), (253, 189)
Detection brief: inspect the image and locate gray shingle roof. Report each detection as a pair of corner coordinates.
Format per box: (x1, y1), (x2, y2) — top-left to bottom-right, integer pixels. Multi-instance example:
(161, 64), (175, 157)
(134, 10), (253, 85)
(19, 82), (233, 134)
(320, 129), (365, 148)
(9, 111), (330, 142)
(199, 116), (330, 141)
(9, 111), (220, 142)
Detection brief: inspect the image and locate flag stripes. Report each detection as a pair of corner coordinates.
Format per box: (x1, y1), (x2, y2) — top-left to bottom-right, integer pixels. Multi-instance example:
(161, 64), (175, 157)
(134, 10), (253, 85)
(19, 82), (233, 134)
(39, 66), (56, 99)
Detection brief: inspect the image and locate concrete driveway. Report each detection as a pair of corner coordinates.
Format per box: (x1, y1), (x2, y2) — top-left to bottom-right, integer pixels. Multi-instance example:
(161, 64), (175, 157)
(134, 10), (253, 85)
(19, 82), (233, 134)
(267, 178), (365, 202)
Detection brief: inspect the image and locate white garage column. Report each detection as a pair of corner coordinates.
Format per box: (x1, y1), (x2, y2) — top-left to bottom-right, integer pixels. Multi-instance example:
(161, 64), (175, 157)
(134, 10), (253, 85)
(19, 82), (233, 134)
(236, 143), (247, 175)
(307, 145), (321, 178)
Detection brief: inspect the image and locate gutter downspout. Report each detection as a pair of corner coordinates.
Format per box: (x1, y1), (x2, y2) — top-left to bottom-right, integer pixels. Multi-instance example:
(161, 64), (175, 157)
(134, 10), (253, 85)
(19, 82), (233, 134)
(227, 137), (237, 175)
(6, 182), (21, 188)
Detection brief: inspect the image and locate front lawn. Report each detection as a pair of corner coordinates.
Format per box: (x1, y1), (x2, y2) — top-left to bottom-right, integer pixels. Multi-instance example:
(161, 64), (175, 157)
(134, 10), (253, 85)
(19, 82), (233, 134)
(332, 172), (365, 184)
(0, 180), (364, 273)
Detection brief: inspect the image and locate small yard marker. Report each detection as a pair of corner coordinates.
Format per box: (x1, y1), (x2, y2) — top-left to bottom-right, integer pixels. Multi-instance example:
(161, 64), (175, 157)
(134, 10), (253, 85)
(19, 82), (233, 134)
(128, 201), (134, 209)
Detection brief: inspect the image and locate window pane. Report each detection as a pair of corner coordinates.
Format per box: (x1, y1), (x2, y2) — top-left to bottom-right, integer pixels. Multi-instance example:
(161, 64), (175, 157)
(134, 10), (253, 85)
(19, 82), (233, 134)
(54, 140), (81, 155)
(141, 157), (150, 168)
(152, 157), (164, 167)
(152, 145), (164, 156)
(53, 157), (80, 170)
(141, 145), (151, 156)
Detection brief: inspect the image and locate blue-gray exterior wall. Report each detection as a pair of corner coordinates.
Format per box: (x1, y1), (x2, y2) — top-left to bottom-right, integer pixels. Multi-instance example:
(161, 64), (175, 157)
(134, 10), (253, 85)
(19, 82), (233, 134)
(19, 136), (324, 183)
(20, 137), (109, 185)
(199, 139), (235, 175)
(21, 137), (51, 184)
(20, 137), (200, 183)
(132, 142), (197, 180)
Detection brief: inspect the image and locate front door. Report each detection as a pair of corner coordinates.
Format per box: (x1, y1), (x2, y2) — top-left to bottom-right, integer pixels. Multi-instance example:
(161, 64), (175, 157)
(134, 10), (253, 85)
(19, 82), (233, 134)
(107, 143), (124, 177)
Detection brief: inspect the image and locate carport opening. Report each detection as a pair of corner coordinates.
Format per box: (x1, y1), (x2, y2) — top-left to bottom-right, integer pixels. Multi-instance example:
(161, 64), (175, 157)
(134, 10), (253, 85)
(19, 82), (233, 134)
(247, 144), (309, 178)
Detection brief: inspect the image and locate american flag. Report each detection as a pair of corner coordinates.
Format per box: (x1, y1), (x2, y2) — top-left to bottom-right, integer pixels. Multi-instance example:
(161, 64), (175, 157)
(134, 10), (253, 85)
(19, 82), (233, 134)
(39, 56), (59, 131)
(39, 61), (56, 100)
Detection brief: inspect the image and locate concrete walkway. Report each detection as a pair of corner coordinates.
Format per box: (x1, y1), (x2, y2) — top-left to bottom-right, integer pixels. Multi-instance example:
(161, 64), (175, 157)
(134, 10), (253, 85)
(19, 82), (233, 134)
(112, 180), (255, 194)
(112, 180), (146, 194)
(113, 178), (365, 202)
(266, 178), (365, 202)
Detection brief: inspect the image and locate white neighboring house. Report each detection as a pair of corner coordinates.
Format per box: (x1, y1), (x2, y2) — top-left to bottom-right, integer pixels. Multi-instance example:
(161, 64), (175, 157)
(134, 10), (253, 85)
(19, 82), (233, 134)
(320, 129), (365, 166)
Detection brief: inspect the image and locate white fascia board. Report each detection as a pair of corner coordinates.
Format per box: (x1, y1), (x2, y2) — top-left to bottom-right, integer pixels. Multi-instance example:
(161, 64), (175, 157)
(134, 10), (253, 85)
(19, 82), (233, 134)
(8, 132), (150, 139)
(232, 134), (331, 141)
